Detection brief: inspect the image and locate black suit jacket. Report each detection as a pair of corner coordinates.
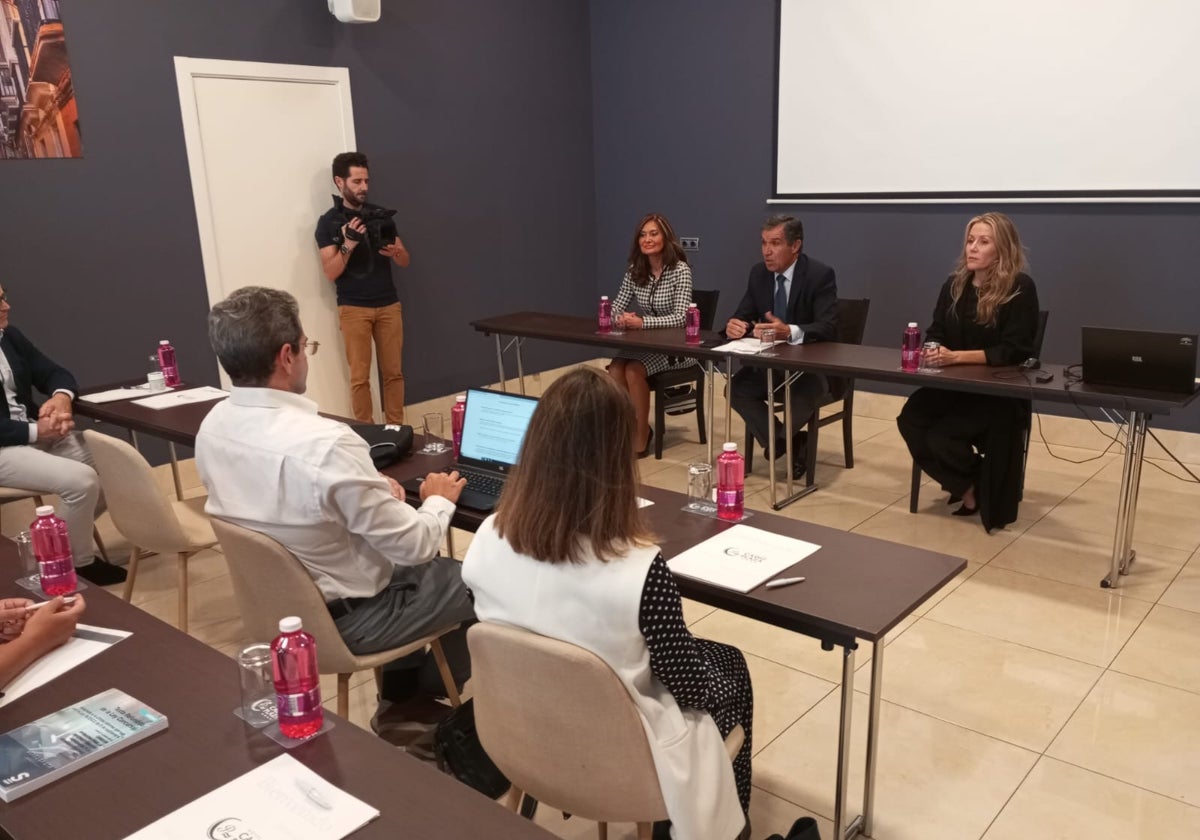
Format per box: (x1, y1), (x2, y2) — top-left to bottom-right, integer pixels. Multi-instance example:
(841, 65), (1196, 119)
(0, 327), (77, 448)
(730, 254), (838, 342)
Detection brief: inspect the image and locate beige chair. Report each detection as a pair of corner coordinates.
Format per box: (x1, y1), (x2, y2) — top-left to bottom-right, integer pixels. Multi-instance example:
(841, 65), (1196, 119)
(468, 622), (744, 840)
(210, 517), (463, 719)
(82, 430), (217, 633)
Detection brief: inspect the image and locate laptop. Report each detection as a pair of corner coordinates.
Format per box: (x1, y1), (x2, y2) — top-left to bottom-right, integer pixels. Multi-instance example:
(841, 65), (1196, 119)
(1081, 326), (1199, 394)
(410, 388), (539, 511)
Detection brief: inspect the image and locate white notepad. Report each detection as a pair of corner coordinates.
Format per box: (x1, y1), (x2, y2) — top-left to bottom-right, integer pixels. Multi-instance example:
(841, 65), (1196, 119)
(667, 524), (820, 593)
(709, 337), (784, 355)
(131, 386), (229, 410)
(79, 385), (155, 404)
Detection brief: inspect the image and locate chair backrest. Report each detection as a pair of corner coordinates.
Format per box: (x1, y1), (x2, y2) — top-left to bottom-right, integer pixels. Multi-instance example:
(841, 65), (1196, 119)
(210, 517), (358, 674)
(81, 430), (190, 553)
(468, 622), (668, 823)
(827, 297), (871, 402)
(1033, 310), (1050, 358)
(692, 288), (720, 331)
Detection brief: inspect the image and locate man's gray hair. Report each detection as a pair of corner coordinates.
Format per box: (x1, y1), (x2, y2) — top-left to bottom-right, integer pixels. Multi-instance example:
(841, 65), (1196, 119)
(207, 286), (301, 386)
(763, 214), (804, 245)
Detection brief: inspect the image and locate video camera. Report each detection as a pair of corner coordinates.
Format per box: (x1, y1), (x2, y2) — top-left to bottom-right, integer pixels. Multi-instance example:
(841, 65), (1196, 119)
(335, 196), (397, 251)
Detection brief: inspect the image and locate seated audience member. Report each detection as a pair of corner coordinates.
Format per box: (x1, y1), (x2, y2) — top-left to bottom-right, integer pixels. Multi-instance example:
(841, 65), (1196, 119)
(897, 212), (1040, 531)
(463, 367), (753, 840)
(607, 213), (695, 458)
(0, 285), (119, 585)
(726, 216), (837, 475)
(0, 595), (86, 689)
(195, 286), (475, 748)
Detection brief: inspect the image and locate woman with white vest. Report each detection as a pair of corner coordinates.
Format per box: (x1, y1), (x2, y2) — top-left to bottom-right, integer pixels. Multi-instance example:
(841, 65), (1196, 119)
(462, 367), (753, 840)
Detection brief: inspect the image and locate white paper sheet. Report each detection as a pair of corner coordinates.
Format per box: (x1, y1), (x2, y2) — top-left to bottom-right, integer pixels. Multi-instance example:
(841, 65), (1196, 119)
(666, 524), (820, 593)
(709, 337), (784, 355)
(124, 754), (379, 840)
(636, 497), (654, 508)
(79, 385), (155, 404)
(0, 624), (131, 708)
(130, 386), (229, 410)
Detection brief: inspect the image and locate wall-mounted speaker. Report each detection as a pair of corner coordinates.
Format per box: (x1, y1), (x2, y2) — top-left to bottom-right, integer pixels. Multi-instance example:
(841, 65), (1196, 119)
(328, 0), (380, 23)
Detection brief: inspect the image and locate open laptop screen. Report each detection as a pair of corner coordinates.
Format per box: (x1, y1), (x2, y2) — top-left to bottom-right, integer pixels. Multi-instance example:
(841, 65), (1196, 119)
(459, 388), (539, 466)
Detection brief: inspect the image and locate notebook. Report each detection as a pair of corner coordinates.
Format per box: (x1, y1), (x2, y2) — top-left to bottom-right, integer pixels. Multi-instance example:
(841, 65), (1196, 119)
(1081, 327), (1199, 395)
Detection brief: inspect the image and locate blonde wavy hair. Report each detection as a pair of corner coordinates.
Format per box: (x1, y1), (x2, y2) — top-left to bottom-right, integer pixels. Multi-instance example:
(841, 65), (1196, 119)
(948, 212), (1028, 327)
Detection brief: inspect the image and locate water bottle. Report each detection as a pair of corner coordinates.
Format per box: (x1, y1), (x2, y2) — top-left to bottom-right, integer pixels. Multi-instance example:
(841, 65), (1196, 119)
(716, 443), (745, 522)
(901, 322), (921, 372)
(451, 394), (467, 458)
(271, 616), (323, 739)
(157, 340), (181, 387)
(30, 505), (77, 596)
(685, 302), (701, 344)
(598, 296), (612, 334)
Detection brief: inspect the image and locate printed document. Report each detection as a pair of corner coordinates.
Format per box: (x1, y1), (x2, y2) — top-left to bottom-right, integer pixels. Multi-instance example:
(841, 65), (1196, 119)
(131, 386), (229, 410)
(667, 524), (819, 593)
(709, 337), (784, 355)
(0, 624), (131, 709)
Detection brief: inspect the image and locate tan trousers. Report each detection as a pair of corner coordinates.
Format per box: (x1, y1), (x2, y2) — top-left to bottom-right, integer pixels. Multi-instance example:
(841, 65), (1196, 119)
(338, 302), (404, 423)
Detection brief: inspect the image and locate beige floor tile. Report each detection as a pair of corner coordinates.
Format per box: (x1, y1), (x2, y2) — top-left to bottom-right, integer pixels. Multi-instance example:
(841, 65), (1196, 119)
(1110, 604), (1200, 695)
(989, 520), (1189, 603)
(748, 789), (831, 840)
(983, 757), (1200, 840)
(876, 618), (1102, 751)
(851, 504), (1024, 565)
(813, 437), (919, 496)
(681, 597), (716, 626)
(926, 566), (1153, 667)
(126, 546), (229, 606)
(744, 653), (836, 752)
(754, 691), (1037, 840)
(1039, 479), (1200, 553)
(1160, 551), (1200, 614)
(1048, 671), (1200, 805)
(909, 561), (982, 617)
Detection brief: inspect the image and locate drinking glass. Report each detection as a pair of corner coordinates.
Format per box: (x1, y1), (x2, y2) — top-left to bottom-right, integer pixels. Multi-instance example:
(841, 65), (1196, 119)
(14, 530), (37, 587)
(919, 341), (943, 374)
(235, 644), (277, 728)
(758, 327), (778, 357)
(419, 413), (449, 454)
(686, 463), (715, 514)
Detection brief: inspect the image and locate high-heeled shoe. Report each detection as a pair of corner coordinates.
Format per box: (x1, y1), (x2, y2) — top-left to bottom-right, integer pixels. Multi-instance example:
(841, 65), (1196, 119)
(952, 502), (979, 517)
(637, 426), (654, 459)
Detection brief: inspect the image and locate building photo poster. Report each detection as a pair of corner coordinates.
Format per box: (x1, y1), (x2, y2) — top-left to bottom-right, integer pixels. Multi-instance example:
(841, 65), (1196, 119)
(0, 0), (80, 159)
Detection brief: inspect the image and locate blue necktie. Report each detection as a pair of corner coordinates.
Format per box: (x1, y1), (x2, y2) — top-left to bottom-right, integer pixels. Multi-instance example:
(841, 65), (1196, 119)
(774, 274), (787, 319)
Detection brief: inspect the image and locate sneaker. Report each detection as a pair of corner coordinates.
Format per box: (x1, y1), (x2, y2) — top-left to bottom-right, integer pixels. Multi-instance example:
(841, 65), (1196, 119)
(75, 558), (127, 586)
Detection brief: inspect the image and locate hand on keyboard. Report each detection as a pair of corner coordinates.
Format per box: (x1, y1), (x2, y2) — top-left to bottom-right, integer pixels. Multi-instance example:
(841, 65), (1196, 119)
(421, 470), (466, 504)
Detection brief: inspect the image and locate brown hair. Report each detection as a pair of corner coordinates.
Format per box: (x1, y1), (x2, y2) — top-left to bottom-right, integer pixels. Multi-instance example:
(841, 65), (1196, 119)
(625, 212), (688, 287)
(948, 212), (1028, 327)
(493, 367), (654, 564)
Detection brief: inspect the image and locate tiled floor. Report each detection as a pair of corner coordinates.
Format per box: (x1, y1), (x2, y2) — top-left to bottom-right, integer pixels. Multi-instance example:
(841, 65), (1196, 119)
(10, 361), (1200, 839)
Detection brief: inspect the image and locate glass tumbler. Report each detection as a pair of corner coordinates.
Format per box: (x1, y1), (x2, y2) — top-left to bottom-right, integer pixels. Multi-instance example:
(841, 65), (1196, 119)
(236, 643), (278, 728)
(686, 463), (715, 513)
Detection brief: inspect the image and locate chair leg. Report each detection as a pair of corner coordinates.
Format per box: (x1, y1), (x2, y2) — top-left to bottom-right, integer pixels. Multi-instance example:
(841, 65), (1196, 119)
(842, 396), (856, 469)
(909, 460), (922, 513)
(373, 666), (384, 692)
(637, 823), (654, 840)
(805, 412), (818, 487)
(597, 823), (607, 840)
(337, 673), (350, 719)
(33, 495), (44, 506)
(654, 390), (666, 460)
(430, 638), (463, 707)
(177, 552), (190, 634)
(123, 546), (143, 602)
(695, 373), (707, 445)
(501, 784), (524, 812)
(93, 528), (110, 563)
(744, 424), (754, 472)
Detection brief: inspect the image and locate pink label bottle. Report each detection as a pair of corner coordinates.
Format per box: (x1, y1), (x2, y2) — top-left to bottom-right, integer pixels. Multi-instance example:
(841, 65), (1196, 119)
(451, 394), (466, 458)
(30, 505), (77, 596)
(901, 322), (921, 372)
(157, 340), (181, 387)
(685, 303), (701, 344)
(716, 443), (745, 521)
(598, 296), (612, 334)
(271, 616), (323, 739)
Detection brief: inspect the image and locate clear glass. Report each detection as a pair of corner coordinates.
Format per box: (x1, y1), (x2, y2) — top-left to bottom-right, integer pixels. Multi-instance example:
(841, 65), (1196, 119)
(235, 644), (277, 728)
(419, 412), (449, 454)
(14, 530), (37, 587)
(685, 463), (715, 514)
(758, 327), (778, 357)
(919, 341), (943, 374)
(146, 371), (166, 391)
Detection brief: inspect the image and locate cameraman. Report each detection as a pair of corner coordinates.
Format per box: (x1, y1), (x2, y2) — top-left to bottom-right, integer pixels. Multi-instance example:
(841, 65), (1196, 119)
(315, 151), (410, 423)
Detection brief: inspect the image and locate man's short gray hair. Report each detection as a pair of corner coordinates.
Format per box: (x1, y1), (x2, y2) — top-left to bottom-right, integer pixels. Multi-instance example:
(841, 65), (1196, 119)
(207, 286), (301, 386)
(763, 214), (804, 245)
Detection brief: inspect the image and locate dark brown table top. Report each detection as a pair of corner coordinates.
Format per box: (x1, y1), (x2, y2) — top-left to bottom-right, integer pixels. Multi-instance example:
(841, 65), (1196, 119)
(471, 311), (729, 361)
(0, 542), (554, 840)
(74, 379), (229, 447)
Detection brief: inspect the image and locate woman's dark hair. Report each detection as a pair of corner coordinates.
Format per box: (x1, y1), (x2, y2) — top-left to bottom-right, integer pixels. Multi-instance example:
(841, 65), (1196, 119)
(625, 212), (688, 287)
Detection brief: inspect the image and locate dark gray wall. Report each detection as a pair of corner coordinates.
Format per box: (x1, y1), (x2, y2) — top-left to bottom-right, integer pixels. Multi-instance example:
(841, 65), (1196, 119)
(2, 0), (597, 403)
(590, 0), (1200, 431)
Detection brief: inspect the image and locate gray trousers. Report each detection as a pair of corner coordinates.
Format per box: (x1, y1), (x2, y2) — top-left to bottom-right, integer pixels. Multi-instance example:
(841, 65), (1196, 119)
(0, 433), (100, 565)
(333, 556), (476, 701)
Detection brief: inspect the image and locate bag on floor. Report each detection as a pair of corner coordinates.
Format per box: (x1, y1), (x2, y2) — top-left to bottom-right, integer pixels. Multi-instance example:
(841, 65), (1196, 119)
(433, 698), (514, 800)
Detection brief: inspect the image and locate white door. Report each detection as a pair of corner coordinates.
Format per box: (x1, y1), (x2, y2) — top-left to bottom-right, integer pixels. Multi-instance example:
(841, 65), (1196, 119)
(174, 57), (378, 419)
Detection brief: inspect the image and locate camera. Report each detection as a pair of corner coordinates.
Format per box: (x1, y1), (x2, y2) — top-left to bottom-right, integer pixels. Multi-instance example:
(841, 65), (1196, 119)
(335, 197), (396, 250)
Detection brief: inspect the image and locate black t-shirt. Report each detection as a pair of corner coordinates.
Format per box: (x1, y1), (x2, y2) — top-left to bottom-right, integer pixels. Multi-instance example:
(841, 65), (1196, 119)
(315, 198), (400, 307)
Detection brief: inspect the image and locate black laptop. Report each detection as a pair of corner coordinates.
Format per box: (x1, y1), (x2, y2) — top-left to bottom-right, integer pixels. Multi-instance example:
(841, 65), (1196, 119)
(411, 388), (539, 511)
(1081, 327), (1199, 394)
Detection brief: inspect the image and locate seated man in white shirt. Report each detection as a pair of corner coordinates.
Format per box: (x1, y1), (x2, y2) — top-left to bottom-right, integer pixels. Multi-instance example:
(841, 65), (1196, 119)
(195, 286), (473, 747)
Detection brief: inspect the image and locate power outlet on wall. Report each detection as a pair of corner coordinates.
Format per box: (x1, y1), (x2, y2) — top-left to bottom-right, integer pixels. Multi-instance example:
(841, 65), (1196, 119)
(680, 236), (700, 251)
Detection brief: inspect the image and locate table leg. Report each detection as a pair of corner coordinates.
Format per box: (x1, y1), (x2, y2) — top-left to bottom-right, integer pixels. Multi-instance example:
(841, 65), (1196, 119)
(772, 370), (819, 510)
(863, 640), (884, 837)
(706, 360), (716, 465)
(168, 443), (184, 501)
(834, 643), (857, 840)
(514, 337), (526, 396)
(767, 368), (778, 508)
(1103, 410), (1149, 588)
(493, 335), (507, 393)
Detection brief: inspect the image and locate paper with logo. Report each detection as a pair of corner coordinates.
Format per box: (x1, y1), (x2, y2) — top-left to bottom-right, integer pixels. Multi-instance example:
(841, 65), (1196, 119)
(666, 524), (819, 593)
(131, 386), (229, 410)
(123, 753), (379, 840)
(0, 688), (167, 801)
(0, 624), (132, 709)
(709, 337), (784, 355)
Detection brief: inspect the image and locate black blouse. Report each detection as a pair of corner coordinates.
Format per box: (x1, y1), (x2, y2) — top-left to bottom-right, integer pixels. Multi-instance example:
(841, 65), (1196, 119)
(925, 273), (1039, 366)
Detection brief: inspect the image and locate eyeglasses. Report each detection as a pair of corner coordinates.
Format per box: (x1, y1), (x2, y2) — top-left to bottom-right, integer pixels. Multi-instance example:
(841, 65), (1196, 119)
(299, 339), (320, 356)
(0, 293), (9, 305)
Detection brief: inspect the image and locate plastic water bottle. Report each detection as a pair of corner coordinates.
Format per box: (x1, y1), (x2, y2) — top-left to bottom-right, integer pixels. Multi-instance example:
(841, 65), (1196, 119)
(901, 322), (921, 372)
(716, 443), (745, 522)
(271, 616), (323, 739)
(598, 296), (613, 334)
(30, 505), (77, 596)
(685, 302), (701, 344)
(451, 394), (467, 458)
(157, 340), (181, 387)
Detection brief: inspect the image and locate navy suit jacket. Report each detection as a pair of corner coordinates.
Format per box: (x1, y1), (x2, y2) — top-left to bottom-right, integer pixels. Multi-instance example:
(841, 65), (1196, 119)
(730, 254), (838, 342)
(0, 327), (77, 448)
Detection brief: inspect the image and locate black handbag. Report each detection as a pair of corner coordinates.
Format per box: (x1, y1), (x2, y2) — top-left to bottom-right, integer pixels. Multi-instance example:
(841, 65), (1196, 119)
(350, 423), (413, 469)
(434, 699), (512, 799)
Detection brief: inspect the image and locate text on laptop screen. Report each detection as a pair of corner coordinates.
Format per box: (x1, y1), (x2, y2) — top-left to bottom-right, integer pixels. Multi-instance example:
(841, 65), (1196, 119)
(460, 389), (538, 465)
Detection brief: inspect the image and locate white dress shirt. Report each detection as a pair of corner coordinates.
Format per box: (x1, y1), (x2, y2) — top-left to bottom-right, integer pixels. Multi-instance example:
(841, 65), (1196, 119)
(195, 387), (454, 601)
(773, 261), (806, 345)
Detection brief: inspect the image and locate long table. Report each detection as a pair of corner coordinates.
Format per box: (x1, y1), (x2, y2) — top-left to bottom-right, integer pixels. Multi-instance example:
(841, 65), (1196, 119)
(470, 311), (1200, 589)
(0, 542), (555, 840)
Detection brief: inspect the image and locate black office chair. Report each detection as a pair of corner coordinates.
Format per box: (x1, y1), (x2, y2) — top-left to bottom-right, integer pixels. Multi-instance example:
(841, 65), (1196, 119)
(647, 288), (720, 459)
(744, 298), (871, 488)
(908, 309), (1050, 512)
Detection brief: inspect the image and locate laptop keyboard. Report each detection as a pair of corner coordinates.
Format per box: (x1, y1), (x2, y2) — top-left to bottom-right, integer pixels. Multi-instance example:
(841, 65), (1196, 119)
(450, 467), (505, 498)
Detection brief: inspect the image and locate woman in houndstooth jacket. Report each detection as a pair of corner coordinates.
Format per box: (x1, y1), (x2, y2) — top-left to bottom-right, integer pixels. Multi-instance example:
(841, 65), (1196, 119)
(608, 212), (696, 458)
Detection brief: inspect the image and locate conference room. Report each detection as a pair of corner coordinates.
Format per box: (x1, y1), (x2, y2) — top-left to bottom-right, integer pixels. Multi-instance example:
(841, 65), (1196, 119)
(3, 1), (1199, 839)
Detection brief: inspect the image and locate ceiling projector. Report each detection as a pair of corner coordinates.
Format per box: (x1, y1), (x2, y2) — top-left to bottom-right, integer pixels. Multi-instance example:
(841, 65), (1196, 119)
(328, 0), (380, 23)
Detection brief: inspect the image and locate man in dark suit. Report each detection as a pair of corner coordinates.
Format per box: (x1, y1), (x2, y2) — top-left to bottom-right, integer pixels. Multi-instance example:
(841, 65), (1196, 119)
(726, 216), (838, 472)
(0, 285), (123, 585)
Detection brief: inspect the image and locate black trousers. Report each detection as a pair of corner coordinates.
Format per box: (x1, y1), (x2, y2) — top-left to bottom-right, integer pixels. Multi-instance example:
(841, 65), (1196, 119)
(897, 388), (1013, 497)
(730, 367), (828, 451)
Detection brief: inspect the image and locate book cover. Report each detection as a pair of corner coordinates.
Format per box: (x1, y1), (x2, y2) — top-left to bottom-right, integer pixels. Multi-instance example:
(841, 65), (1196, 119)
(0, 688), (168, 802)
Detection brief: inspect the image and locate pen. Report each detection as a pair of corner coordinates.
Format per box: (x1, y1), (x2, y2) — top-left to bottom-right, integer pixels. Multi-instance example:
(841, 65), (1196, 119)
(765, 576), (805, 590)
(295, 779), (333, 810)
(25, 595), (77, 612)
